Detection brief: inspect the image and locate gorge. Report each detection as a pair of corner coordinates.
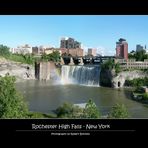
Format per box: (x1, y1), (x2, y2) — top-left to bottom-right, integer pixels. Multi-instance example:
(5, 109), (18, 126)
(1, 57), (148, 118)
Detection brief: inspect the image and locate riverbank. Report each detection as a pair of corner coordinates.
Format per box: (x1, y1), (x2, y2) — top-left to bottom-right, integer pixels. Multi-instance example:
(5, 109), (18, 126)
(0, 57), (35, 82)
(131, 91), (148, 104)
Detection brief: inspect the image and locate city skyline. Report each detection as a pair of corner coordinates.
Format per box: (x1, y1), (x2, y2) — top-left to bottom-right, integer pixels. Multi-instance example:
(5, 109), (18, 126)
(0, 15), (148, 55)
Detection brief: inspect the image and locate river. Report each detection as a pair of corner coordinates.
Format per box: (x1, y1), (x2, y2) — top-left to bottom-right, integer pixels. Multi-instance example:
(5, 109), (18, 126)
(15, 80), (148, 118)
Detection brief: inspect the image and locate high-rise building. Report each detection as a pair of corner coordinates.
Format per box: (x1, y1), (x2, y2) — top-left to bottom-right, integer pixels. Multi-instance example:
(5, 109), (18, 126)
(136, 44), (144, 52)
(88, 48), (97, 56)
(60, 37), (81, 49)
(116, 38), (128, 60)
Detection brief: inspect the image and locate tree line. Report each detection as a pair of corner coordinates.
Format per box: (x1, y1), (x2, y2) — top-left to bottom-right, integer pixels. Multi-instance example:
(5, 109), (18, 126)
(0, 44), (61, 65)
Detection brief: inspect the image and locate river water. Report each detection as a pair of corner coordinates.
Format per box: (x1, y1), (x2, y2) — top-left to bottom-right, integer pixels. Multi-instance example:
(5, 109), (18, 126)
(15, 80), (148, 118)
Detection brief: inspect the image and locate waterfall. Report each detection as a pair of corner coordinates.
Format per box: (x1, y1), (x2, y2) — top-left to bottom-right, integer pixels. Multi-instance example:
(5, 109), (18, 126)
(61, 65), (100, 86)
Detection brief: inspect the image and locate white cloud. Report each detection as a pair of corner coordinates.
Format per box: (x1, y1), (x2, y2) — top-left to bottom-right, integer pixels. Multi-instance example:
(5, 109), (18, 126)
(96, 46), (115, 56)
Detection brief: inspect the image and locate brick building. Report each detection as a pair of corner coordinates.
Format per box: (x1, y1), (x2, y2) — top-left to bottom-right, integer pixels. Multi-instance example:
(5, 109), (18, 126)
(60, 37), (81, 49)
(116, 38), (128, 60)
(88, 48), (97, 56)
(69, 48), (84, 57)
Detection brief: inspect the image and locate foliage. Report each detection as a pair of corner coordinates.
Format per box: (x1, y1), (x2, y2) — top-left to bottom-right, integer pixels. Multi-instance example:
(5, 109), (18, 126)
(27, 112), (56, 118)
(0, 75), (28, 118)
(114, 62), (121, 74)
(128, 50), (148, 61)
(82, 99), (100, 118)
(55, 99), (100, 118)
(41, 51), (61, 62)
(101, 59), (121, 74)
(143, 93), (148, 100)
(108, 103), (129, 118)
(101, 59), (115, 70)
(56, 102), (74, 118)
(124, 77), (148, 88)
(3, 53), (35, 65)
(0, 44), (10, 56)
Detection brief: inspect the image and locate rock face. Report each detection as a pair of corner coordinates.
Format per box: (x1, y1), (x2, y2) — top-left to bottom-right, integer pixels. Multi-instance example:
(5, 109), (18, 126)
(100, 69), (116, 87)
(100, 68), (147, 88)
(112, 70), (147, 88)
(0, 58), (35, 82)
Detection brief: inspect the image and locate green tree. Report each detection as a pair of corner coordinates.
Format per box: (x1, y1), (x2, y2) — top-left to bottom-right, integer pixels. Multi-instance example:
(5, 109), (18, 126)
(108, 103), (129, 119)
(41, 51), (61, 62)
(128, 49), (148, 61)
(56, 102), (73, 118)
(101, 59), (115, 70)
(83, 99), (100, 118)
(49, 51), (61, 62)
(0, 75), (28, 118)
(55, 99), (100, 118)
(115, 62), (121, 74)
(0, 44), (10, 56)
(41, 53), (48, 61)
(143, 93), (148, 100)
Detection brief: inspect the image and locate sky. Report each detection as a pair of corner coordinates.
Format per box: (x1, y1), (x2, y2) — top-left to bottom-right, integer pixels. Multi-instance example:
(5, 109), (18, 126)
(0, 15), (148, 56)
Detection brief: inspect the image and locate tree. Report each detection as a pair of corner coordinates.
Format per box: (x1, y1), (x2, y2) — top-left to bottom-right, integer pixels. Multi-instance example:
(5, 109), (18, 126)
(48, 51), (61, 62)
(55, 99), (100, 118)
(41, 53), (49, 62)
(0, 44), (10, 56)
(41, 51), (61, 62)
(115, 62), (121, 74)
(55, 102), (84, 118)
(83, 99), (100, 118)
(0, 75), (28, 118)
(56, 102), (73, 118)
(135, 49), (146, 61)
(101, 59), (115, 70)
(128, 49), (148, 61)
(108, 103), (129, 119)
(143, 93), (148, 100)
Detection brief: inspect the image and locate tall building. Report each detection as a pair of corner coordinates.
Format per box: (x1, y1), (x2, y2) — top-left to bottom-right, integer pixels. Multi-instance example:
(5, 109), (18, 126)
(60, 37), (81, 49)
(136, 44), (144, 52)
(88, 48), (97, 56)
(116, 38), (128, 60)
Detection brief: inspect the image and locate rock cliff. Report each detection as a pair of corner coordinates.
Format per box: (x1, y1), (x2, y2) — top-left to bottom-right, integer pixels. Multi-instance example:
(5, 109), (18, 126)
(0, 58), (35, 82)
(100, 68), (147, 88)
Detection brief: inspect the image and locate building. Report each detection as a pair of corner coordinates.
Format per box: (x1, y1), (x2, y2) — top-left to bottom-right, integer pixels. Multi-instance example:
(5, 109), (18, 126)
(88, 48), (97, 56)
(116, 58), (148, 69)
(60, 37), (81, 49)
(59, 48), (68, 56)
(14, 44), (32, 54)
(116, 38), (128, 60)
(32, 46), (39, 55)
(60, 37), (68, 49)
(69, 48), (84, 57)
(9, 48), (15, 53)
(44, 48), (54, 55)
(136, 44), (144, 52)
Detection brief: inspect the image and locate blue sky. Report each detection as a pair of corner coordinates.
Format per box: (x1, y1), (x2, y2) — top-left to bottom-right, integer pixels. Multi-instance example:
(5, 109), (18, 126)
(0, 15), (148, 55)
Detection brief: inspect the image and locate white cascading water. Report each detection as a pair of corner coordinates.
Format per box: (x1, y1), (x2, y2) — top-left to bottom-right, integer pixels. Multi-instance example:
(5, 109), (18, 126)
(61, 65), (100, 87)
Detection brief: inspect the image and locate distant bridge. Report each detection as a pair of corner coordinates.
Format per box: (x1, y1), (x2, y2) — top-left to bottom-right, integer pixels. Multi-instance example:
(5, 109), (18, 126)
(61, 56), (115, 65)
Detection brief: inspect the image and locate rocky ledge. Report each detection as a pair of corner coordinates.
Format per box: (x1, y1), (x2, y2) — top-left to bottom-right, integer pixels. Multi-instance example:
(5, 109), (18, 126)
(100, 68), (147, 88)
(0, 58), (35, 82)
